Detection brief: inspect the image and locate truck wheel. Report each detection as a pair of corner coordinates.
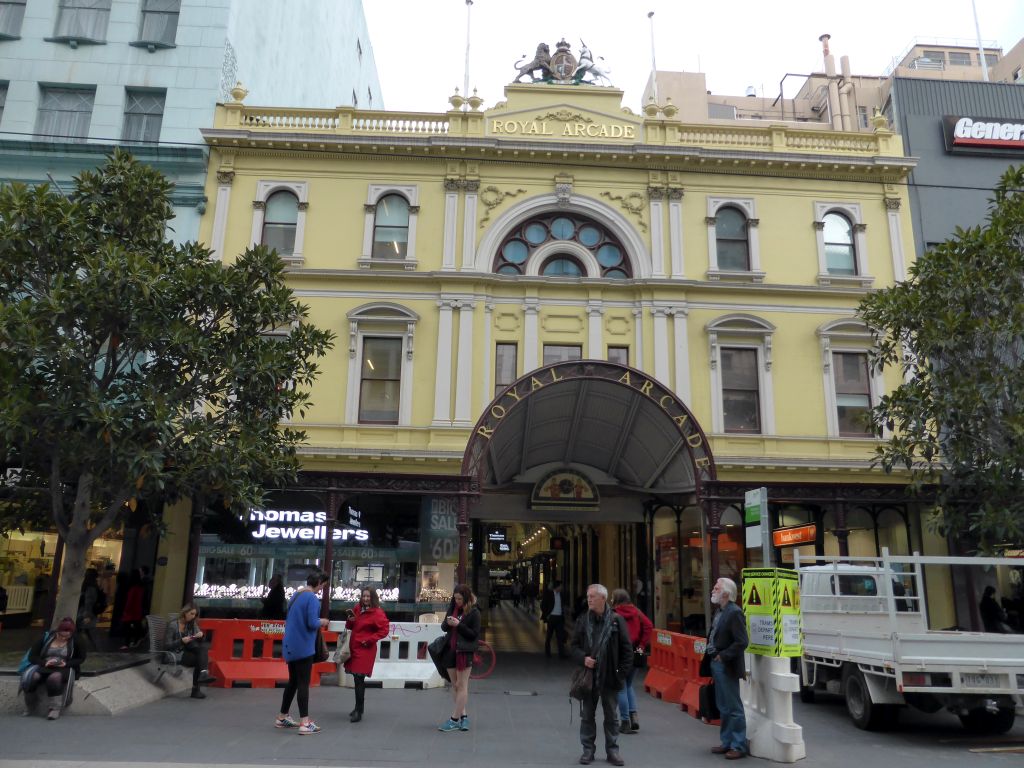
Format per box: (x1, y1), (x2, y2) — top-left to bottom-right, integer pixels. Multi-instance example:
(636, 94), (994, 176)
(842, 667), (885, 730)
(958, 707), (1016, 735)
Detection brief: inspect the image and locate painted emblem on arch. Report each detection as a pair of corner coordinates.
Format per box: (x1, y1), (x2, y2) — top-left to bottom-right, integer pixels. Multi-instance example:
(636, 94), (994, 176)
(531, 468), (599, 512)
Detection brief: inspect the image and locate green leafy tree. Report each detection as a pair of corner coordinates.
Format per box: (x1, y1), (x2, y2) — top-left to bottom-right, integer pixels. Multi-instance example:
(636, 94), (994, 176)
(859, 166), (1024, 549)
(0, 150), (335, 625)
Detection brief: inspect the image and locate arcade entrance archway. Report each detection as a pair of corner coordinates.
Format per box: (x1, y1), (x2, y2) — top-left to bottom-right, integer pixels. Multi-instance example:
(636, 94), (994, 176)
(459, 360), (718, 626)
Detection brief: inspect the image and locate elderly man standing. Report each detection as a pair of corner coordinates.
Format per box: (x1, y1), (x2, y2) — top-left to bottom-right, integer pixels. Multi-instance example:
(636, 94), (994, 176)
(707, 577), (748, 759)
(570, 583), (633, 766)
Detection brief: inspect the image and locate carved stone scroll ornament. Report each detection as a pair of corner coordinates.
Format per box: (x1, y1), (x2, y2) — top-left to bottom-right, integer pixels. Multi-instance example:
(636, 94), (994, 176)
(536, 110), (592, 124)
(216, 170), (235, 185)
(884, 198), (901, 211)
(600, 191), (647, 232)
(478, 186), (528, 227)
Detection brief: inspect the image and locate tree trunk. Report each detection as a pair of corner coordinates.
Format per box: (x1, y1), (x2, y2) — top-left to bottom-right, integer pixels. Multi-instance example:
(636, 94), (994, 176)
(51, 532), (88, 630)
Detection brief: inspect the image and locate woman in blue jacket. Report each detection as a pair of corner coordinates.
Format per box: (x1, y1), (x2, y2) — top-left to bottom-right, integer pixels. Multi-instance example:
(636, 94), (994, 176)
(275, 571), (329, 734)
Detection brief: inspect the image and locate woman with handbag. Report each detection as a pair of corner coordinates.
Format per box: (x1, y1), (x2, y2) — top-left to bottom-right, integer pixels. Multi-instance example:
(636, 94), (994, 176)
(275, 571), (329, 734)
(437, 584), (480, 733)
(611, 588), (653, 734)
(343, 587), (390, 722)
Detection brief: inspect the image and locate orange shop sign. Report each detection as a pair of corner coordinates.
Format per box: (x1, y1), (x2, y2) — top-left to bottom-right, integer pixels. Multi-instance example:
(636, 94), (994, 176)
(772, 524), (817, 548)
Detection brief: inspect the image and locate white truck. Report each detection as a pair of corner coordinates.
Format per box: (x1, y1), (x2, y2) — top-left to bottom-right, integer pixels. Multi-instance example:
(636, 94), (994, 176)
(793, 549), (1024, 733)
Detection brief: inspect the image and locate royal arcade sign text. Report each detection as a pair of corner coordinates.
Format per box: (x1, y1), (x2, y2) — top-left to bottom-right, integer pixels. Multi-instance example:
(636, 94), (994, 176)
(490, 118), (637, 139)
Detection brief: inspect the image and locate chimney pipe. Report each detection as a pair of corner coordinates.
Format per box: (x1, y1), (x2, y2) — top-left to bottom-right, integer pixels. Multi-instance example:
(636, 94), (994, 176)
(819, 33), (831, 58)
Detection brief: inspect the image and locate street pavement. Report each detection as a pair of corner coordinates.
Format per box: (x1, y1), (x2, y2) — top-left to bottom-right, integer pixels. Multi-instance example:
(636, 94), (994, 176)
(1, 602), (1021, 766)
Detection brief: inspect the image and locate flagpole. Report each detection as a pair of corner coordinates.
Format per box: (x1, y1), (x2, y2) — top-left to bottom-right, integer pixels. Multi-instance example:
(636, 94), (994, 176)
(971, 0), (989, 82)
(648, 11), (658, 103)
(463, 1), (474, 109)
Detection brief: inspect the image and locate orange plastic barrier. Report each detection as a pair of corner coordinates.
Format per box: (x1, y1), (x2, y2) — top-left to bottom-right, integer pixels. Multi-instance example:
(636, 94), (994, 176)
(643, 629), (717, 723)
(203, 618), (339, 689)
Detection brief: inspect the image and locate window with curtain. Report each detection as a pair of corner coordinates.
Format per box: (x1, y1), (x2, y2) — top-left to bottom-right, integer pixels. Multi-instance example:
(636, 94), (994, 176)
(359, 337), (402, 424)
(261, 191), (299, 256)
(542, 345), (581, 366)
(494, 343), (517, 396)
(122, 89), (165, 143)
(0, 0), (26, 38)
(372, 194), (410, 259)
(35, 87), (95, 142)
(54, 0), (111, 41)
(715, 207), (750, 271)
(721, 347), (760, 433)
(823, 212), (856, 275)
(138, 0), (180, 45)
(607, 346), (629, 365)
(833, 352), (872, 436)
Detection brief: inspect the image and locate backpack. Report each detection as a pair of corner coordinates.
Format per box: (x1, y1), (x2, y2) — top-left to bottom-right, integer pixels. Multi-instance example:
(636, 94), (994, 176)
(18, 631), (52, 675)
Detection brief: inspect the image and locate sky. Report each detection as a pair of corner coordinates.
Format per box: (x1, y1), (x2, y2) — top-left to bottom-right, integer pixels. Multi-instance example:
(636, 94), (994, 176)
(363, 0), (1024, 113)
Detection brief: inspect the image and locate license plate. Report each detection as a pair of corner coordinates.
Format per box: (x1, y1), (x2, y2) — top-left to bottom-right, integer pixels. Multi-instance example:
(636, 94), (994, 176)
(962, 673), (998, 688)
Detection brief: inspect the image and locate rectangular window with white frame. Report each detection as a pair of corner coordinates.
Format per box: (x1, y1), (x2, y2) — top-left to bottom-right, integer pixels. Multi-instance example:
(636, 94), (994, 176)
(122, 89), (165, 143)
(359, 337), (402, 424)
(721, 347), (761, 433)
(0, 0), (26, 38)
(494, 342), (517, 395)
(36, 86), (95, 142)
(833, 352), (873, 436)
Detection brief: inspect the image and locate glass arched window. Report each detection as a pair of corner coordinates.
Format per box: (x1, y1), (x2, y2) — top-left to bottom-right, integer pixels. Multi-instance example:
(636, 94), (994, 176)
(372, 194), (410, 260)
(541, 257), (584, 277)
(492, 213), (632, 278)
(261, 191), (298, 256)
(715, 207), (749, 271)
(823, 212), (856, 275)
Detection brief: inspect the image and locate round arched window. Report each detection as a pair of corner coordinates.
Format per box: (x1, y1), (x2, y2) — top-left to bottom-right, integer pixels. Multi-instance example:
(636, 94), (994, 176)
(492, 213), (632, 278)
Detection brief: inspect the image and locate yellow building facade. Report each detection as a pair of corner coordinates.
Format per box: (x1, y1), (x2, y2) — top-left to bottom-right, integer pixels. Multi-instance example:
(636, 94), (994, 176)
(161, 80), (947, 631)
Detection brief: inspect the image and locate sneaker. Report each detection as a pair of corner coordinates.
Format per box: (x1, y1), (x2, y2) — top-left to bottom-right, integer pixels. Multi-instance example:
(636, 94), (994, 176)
(275, 715), (300, 729)
(439, 718), (461, 732)
(297, 721), (321, 735)
(459, 715), (470, 731)
(47, 709), (60, 721)
(619, 718), (633, 734)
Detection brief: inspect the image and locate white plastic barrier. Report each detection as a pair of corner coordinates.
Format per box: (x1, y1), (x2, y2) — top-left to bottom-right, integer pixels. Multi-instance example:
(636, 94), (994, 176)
(1, 585), (33, 614)
(328, 620), (446, 689)
(741, 653), (806, 763)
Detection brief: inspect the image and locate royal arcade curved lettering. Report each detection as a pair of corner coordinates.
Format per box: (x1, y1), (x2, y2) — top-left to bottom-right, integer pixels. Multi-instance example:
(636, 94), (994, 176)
(471, 363), (714, 480)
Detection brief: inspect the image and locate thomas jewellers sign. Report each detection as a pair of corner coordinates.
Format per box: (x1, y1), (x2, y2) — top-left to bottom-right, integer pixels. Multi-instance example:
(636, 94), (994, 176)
(943, 116), (1024, 155)
(249, 508), (370, 542)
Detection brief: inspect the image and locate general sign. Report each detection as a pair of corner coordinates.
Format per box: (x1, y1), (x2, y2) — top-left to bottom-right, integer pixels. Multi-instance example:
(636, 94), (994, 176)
(772, 524), (817, 548)
(741, 567), (802, 657)
(943, 115), (1024, 155)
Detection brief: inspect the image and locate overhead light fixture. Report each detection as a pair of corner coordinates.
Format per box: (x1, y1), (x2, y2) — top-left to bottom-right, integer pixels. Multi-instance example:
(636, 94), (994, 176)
(366, 359), (375, 370)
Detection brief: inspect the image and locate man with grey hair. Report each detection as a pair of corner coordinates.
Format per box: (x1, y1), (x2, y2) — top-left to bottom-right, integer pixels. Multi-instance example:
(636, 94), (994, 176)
(570, 583), (633, 766)
(707, 577), (748, 759)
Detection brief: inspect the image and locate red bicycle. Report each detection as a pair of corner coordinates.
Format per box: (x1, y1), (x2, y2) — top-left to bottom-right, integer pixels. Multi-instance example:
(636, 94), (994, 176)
(470, 640), (496, 679)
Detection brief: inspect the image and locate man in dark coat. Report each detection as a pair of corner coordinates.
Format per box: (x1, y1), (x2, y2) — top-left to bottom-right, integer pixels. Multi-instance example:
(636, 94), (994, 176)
(707, 577), (748, 759)
(540, 580), (568, 658)
(570, 583), (632, 766)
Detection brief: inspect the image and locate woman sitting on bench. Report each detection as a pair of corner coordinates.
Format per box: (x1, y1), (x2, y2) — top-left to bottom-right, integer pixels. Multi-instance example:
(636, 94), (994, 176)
(23, 617), (86, 720)
(165, 602), (214, 699)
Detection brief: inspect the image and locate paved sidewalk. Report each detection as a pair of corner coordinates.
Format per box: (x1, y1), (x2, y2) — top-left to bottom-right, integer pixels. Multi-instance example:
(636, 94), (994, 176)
(1, 650), (1022, 768)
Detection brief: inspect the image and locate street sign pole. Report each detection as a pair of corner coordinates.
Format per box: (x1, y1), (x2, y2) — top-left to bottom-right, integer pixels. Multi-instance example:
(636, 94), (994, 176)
(744, 487), (772, 567)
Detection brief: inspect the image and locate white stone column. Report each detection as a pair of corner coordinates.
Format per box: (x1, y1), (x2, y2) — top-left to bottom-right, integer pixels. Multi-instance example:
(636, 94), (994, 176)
(442, 178), (460, 271)
(885, 198), (906, 281)
(453, 300), (476, 426)
(461, 181), (479, 270)
(432, 299), (456, 425)
(651, 307), (671, 383)
(481, 302), (494, 405)
(648, 186), (667, 278)
(672, 307), (691, 404)
(587, 302), (604, 359)
(210, 170), (234, 261)
(668, 188), (685, 278)
(632, 307), (645, 372)
(523, 300), (539, 372)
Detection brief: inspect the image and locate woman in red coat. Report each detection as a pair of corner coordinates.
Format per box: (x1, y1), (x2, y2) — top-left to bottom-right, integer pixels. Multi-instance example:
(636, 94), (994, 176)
(344, 587), (390, 722)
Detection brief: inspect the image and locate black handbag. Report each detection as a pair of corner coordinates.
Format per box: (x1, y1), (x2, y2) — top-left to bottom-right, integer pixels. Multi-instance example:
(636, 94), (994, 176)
(633, 646), (647, 670)
(427, 633), (451, 682)
(698, 680), (720, 721)
(569, 665), (593, 700)
(314, 629), (329, 663)
(699, 652), (713, 678)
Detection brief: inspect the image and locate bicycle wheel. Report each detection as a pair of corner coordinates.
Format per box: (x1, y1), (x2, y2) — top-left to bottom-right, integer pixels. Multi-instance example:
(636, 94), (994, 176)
(470, 641), (496, 679)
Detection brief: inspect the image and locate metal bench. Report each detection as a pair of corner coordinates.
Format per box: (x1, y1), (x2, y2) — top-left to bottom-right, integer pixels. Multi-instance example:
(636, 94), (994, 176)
(146, 613), (183, 684)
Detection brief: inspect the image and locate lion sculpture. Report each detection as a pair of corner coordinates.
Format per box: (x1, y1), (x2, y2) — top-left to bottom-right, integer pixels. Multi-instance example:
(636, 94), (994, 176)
(514, 43), (552, 83)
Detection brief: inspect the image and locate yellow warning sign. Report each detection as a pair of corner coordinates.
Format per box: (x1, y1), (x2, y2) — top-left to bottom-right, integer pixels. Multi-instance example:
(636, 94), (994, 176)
(741, 568), (802, 658)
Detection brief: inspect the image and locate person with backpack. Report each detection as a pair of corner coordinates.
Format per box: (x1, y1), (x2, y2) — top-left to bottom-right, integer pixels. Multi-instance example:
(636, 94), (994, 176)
(21, 617), (86, 719)
(611, 588), (653, 734)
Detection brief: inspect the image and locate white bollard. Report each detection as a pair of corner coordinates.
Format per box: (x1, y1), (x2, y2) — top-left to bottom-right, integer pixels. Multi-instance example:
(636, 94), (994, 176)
(329, 621), (447, 689)
(741, 654), (806, 763)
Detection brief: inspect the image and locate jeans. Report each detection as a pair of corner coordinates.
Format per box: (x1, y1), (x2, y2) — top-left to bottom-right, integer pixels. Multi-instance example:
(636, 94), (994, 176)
(580, 688), (620, 757)
(711, 659), (746, 752)
(616, 667), (637, 720)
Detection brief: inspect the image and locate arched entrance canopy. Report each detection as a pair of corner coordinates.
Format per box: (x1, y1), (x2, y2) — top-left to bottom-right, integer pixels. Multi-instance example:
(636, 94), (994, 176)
(463, 360), (716, 497)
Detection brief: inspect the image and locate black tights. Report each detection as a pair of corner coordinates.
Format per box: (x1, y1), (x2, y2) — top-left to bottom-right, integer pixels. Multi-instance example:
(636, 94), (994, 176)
(27, 669), (64, 696)
(182, 644), (209, 687)
(280, 655), (314, 718)
(352, 672), (366, 713)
